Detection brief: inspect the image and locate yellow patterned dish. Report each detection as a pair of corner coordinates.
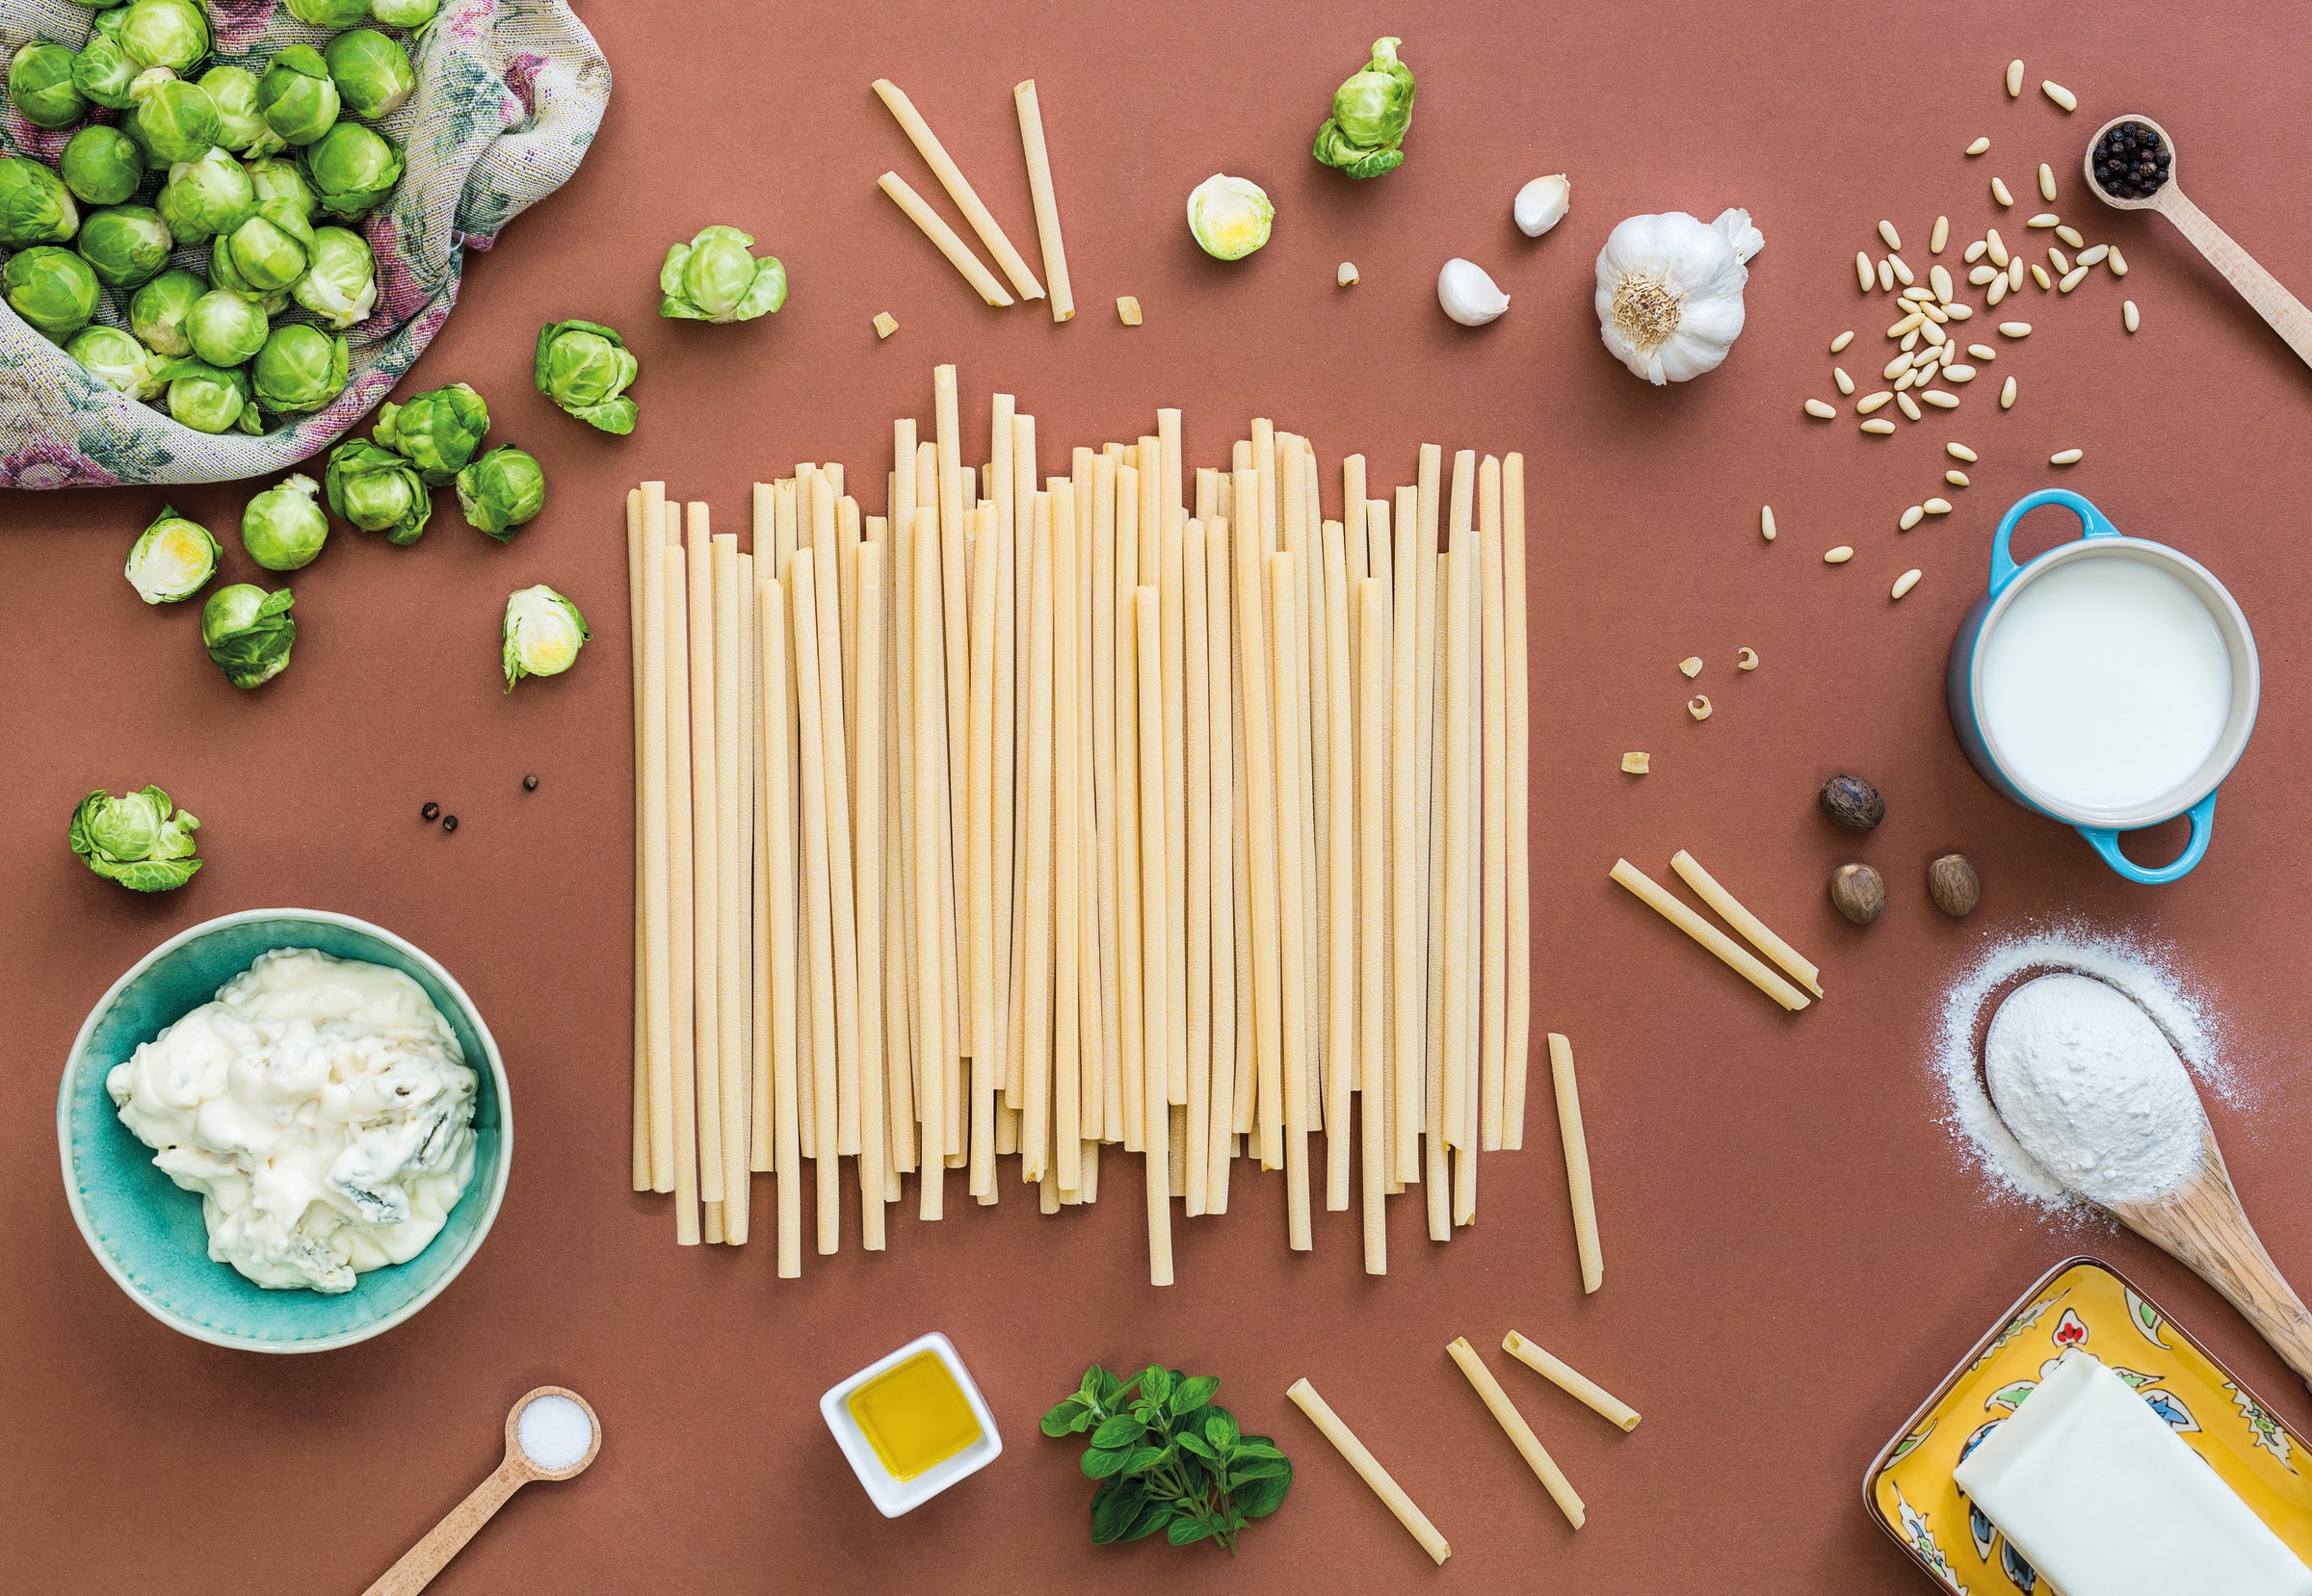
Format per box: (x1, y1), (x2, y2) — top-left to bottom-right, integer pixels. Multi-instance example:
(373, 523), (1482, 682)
(1865, 1256), (2312, 1593)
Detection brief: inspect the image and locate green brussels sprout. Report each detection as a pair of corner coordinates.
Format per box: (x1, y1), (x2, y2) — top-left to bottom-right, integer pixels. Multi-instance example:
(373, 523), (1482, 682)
(72, 33), (141, 110)
(241, 473), (328, 570)
(250, 322), (347, 415)
(326, 438), (431, 544)
(256, 44), (338, 147)
(245, 153), (317, 221)
(69, 786), (202, 892)
(535, 318), (638, 433)
(130, 73), (222, 164)
(658, 224), (787, 324)
(11, 41), (89, 128)
(206, 232), (289, 315)
(221, 197), (314, 292)
(457, 445), (545, 541)
(127, 267), (202, 355)
(1311, 37), (1415, 179)
(503, 584), (589, 691)
(156, 145), (255, 243)
(125, 504), (218, 602)
(0, 155), (81, 247)
(60, 126), (145, 207)
(371, 0), (440, 27)
(325, 29), (414, 120)
(115, 0), (209, 73)
(1185, 173), (1274, 261)
(200, 582), (296, 688)
(75, 204), (173, 288)
(287, 0), (372, 25)
(198, 65), (281, 157)
(375, 381), (487, 484)
(4, 247), (100, 341)
(154, 358), (259, 433)
(302, 121), (401, 217)
(67, 323), (164, 398)
(185, 287), (268, 366)
(289, 224), (375, 327)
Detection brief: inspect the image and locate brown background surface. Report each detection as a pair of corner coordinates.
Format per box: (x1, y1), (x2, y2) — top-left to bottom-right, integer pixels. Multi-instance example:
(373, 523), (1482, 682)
(7, 0), (2312, 1589)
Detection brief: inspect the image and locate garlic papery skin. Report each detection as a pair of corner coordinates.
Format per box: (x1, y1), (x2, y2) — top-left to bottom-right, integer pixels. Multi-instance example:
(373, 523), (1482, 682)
(1437, 257), (1510, 327)
(1593, 207), (1765, 383)
(1514, 174), (1570, 237)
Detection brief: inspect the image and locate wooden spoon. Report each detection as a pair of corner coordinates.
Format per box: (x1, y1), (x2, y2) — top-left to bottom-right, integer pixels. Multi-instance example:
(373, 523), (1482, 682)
(2084, 114), (2312, 370)
(361, 1386), (602, 1596)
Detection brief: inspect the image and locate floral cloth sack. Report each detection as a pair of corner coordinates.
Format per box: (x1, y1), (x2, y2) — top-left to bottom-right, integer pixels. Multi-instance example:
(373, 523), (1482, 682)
(0, 0), (608, 488)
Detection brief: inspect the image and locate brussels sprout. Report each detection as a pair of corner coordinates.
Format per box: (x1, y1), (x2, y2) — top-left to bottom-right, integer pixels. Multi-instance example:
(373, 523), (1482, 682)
(72, 33), (141, 110)
(76, 204), (173, 288)
(58, 127), (144, 210)
(11, 41), (89, 128)
(0, 155), (81, 247)
(68, 786), (201, 892)
(371, 0), (439, 27)
(198, 65), (280, 157)
(1185, 173), (1274, 261)
(375, 381), (487, 484)
(156, 145), (255, 243)
(250, 322), (347, 415)
(154, 358), (259, 433)
(287, 0), (372, 25)
(457, 445), (544, 541)
(67, 323), (164, 397)
(130, 73), (222, 165)
(242, 473), (328, 570)
(221, 197), (313, 292)
(200, 582), (296, 688)
(658, 224), (787, 324)
(1311, 37), (1415, 179)
(257, 45), (338, 147)
(186, 286), (268, 366)
(4, 247), (100, 341)
(503, 584), (588, 691)
(303, 121), (401, 217)
(115, 0), (209, 73)
(326, 438), (431, 544)
(288, 224), (375, 327)
(125, 504), (218, 602)
(245, 153), (317, 221)
(535, 319), (638, 433)
(325, 29), (414, 120)
(206, 230), (289, 315)
(128, 267), (202, 355)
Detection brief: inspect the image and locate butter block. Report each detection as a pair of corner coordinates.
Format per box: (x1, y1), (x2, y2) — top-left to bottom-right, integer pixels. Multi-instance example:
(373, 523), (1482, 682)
(1953, 1350), (2312, 1596)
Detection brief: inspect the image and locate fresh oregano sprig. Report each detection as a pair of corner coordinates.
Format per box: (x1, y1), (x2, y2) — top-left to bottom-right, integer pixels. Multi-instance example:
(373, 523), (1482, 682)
(1041, 1363), (1293, 1555)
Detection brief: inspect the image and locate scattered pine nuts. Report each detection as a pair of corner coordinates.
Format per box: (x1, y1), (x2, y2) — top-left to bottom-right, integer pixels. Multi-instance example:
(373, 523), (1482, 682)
(1947, 442), (1978, 461)
(1336, 262), (1359, 286)
(2059, 265), (2089, 293)
(2005, 60), (2024, 97)
(1117, 295), (1143, 325)
(1857, 391), (1893, 414)
(2075, 244), (2110, 266)
(1825, 545), (1854, 563)
(1760, 505), (1777, 540)
(2050, 447), (2083, 465)
(2000, 377), (2017, 408)
(2123, 300), (2140, 332)
(1899, 505), (1924, 531)
(1967, 135), (1991, 156)
(1688, 695), (1713, 721)
(2056, 223), (2085, 249)
(1947, 469), (1971, 486)
(1830, 329), (1855, 353)
(1878, 220), (1903, 251)
(1856, 251), (1876, 292)
(2038, 163), (2058, 203)
(873, 310), (899, 339)
(1986, 230), (2010, 267)
(1921, 390), (1960, 408)
(2108, 245), (2128, 276)
(1969, 264), (1999, 288)
(1924, 498), (1953, 514)
(1679, 655), (1703, 678)
(1736, 647), (1759, 671)
(1991, 176), (2014, 207)
(1888, 254), (1915, 286)
(2042, 80), (2077, 112)
(1931, 216), (1950, 254)
(1968, 343), (1997, 361)
(1861, 419), (1896, 434)
(1892, 568), (1924, 600)
(2025, 213), (2060, 228)
(1804, 399), (1837, 419)
(1897, 391), (1923, 421)
(1621, 752), (1650, 774)
(1999, 321), (2031, 338)
(2030, 264), (2052, 290)
(1943, 364), (1976, 383)
(1834, 366), (1855, 395)
(1964, 239), (1987, 263)
(1878, 258), (1895, 292)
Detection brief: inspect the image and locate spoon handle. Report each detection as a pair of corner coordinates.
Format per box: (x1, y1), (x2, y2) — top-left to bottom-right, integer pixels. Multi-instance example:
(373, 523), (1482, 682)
(2156, 185), (2312, 370)
(361, 1457), (530, 1596)
(2119, 1181), (2312, 1394)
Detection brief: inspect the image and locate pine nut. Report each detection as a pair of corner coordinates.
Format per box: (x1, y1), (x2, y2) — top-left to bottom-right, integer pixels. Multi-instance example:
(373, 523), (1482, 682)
(1760, 506), (1776, 540)
(1999, 321), (2031, 339)
(1921, 321), (1946, 347)
(2059, 266), (2089, 293)
(1920, 301), (1949, 324)
(1901, 285), (1935, 303)
(1878, 257), (1895, 291)
(2031, 264), (2051, 290)
(2056, 224), (2085, 249)
(1991, 176), (2014, 206)
(1860, 419), (1896, 435)
(1921, 390), (1960, 409)
(1943, 364), (1976, 383)
(2075, 244), (2109, 266)
(1897, 391), (1922, 421)
(1830, 329), (1855, 353)
(1931, 264), (1954, 303)
(1969, 265), (2000, 287)
(1892, 568), (1923, 600)
(2108, 246), (2128, 276)
(2123, 300), (2140, 332)
(2050, 448), (2083, 465)
(1805, 399), (1837, 418)
(1967, 135), (1992, 156)
(1900, 505), (1924, 531)
(1889, 312), (1924, 337)
(1878, 220), (1903, 251)
(2026, 213), (2060, 228)
(1882, 353), (1910, 380)
(1946, 469), (1971, 486)
(1986, 275), (2008, 306)
(2000, 377), (2017, 408)
(1901, 328), (1920, 351)
(1834, 366), (1855, 395)
(1924, 498), (1953, 514)
(1856, 251), (1875, 292)
(1945, 302), (1973, 321)
(2049, 246), (2071, 274)
(2010, 258), (2027, 288)
(1825, 546), (1854, 563)
(1946, 442), (1978, 461)
(1856, 391), (1893, 414)
(1931, 216), (1950, 253)
(1969, 343), (1997, 360)
(2006, 60), (2024, 96)
(1986, 230), (2010, 267)
(1964, 239), (1987, 263)
(1894, 368), (1917, 392)
(1889, 254), (1915, 286)
(2042, 80), (2077, 111)
(2038, 163), (2058, 202)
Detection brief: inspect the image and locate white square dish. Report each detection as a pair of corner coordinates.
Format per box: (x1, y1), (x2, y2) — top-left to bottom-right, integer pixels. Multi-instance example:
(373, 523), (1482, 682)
(819, 1331), (1004, 1517)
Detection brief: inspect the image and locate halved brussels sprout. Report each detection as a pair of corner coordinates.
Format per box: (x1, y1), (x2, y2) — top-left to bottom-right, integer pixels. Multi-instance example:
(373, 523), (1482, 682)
(289, 224), (375, 327)
(116, 0), (209, 73)
(659, 224), (787, 324)
(326, 438), (431, 544)
(457, 444), (545, 541)
(245, 153), (317, 221)
(503, 584), (589, 692)
(60, 126), (145, 207)
(154, 358), (259, 433)
(1186, 173), (1274, 261)
(199, 65), (281, 157)
(221, 197), (314, 293)
(67, 323), (165, 398)
(250, 323), (348, 415)
(130, 73), (222, 165)
(0, 155), (81, 247)
(303, 121), (401, 217)
(69, 786), (202, 892)
(287, 0), (372, 24)
(4, 246), (100, 341)
(127, 266), (203, 355)
(257, 44), (338, 147)
(371, 0), (440, 26)
(200, 582), (296, 689)
(375, 381), (487, 484)
(125, 504), (219, 602)
(155, 144), (254, 243)
(535, 318), (638, 433)
(242, 473), (329, 570)
(11, 41), (89, 128)
(76, 203), (173, 288)
(186, 286), (269, 366)
(72, 33), (141, 111)
(325, 29), (414, 120)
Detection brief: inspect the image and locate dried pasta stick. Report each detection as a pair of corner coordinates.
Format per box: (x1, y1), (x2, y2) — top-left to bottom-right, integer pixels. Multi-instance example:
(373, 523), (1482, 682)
(1355, 576), (1390, 1273)
(1158, 481), (1188, 1110)
(1019, 492), (1058, 1183)
(1445, 1338), (1585, 1530)
(912, 482), (952, 1215)
(1609, 859), (1810, 1011)
(1133, 586), (1174, 1286)
(1548, 1033), (1602, 1293)
(626, 491), (653, 1191)
(1113, 463), (1146, 1151)
(990, 397), (1019, 1107)
(1053, 481), (1084, 1195)
(872, 79), (1045, 301)
(1277, 438), (1319, 1126)
(1502, 1329), (1641, 1432)
(639, 485), (675, 1194)
(1441, 458), (1480, 1160)
(1012, 80), (1073, 323)
(1090, 454), (1123, 1146)
(1299, 452), (1331, 1127)
(1269, 551), (1314, 1252)
(877, 170), (1014, 306)
(759, 573), (802, 1277)
(686, 508), (724, 1209)
(1386, 483), (1422, 1182)
(967, 509), (1000, 1198)
(663, 541), (700, 1246)
(1203, 516), (1240, 1210)
(879, 515), (919, 1178)
(1232, 465), (1284, 1171)
(1321, 520), (1354, 1213)
(712, 536), (749, 1240)
(790, 553), (843, 1253)
(934, 367), (973, 1060)
(807, 477), (864, 1162)
(1421, 551), (1450, 1241)
(1181, 520), (1213, 1217)
(1503, 455), (1533, 1150)
(1006, 413), (1038, 1112)
(921, 451), (966, 1168)
(1364, 507), (1397, 1192)
(1285, 1379), (1450, 1565)
(854, 543), (889, 1251)
(1072, 467), (1108, 1147)
(749, 490), (778, 1174)
(780, 496), (817, 1168)
(1669, 850), (1825, 999)
(1478, 457), (1509, 1153)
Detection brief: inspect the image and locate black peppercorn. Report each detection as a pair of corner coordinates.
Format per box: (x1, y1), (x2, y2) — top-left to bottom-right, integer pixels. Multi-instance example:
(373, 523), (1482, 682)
(2093, 120), (2171, 199)
(441, 815), (460, 833)
(421, 801), (440, 822)
(522, 774), (539, 791)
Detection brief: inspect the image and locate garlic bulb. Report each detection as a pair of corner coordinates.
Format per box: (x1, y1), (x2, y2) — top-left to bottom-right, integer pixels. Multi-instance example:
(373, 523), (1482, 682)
(1593, 208), (1765, 383)
(1436, 257), (1509, 326)
(1514, 174), (1570, 237)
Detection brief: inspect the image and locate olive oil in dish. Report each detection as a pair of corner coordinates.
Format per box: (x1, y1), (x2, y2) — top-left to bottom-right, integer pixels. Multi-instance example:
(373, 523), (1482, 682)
(846, 1350), (983, 1482)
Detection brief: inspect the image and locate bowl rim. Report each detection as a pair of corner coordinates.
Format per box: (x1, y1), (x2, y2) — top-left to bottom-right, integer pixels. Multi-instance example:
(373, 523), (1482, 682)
(56, 907), (512, 1354)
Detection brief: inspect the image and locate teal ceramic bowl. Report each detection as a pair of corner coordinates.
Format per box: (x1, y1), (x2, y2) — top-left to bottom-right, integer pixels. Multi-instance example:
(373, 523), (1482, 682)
(58, 909), (511, 1353)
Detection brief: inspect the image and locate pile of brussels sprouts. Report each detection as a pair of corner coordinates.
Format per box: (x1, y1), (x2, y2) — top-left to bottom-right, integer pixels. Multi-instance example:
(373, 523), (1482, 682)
(1, 0), (428, 434)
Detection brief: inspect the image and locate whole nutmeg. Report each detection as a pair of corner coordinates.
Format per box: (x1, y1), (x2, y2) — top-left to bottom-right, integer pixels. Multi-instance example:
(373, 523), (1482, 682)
(1820, 773), (1885, 831)
(1928, 852), (1982, 918)
(1830, 862), (1887, 925)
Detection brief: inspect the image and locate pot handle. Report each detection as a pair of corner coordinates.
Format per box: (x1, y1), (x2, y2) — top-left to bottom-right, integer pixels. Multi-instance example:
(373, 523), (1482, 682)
(1990, 488), (2122, 596)
(2076, 790), (2218, 884)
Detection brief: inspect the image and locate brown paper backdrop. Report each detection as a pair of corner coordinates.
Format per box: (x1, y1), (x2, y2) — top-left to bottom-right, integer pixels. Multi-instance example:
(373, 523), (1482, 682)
(8, 0), (2312, 1588)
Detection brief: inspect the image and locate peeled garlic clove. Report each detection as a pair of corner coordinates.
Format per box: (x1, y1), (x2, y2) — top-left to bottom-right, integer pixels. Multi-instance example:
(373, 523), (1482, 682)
(1514, 173), (1571, 237)
(1437, 257), (1510, 327)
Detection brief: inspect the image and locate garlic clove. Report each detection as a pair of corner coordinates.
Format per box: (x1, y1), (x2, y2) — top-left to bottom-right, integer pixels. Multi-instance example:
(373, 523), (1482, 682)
(1437, 257), (1511, 327)
(1513, 174), (1571, 238)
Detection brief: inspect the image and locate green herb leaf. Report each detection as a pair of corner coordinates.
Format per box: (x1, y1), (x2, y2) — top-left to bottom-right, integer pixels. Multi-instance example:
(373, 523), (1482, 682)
(1176, 1431), (1218, 1462)
(1230, 1458), (1291, 1483)
(1205, 1410), (1240, 1449)
(1171, 1374), (1221, 1414)
(1124, 1500), (1175, 1541)
(1042, 1398), (1088, 1438)
(1090, 1478), (1143, 1544)
(1121, 1446), (1167, 1477)
(1139, 1366), (1172, 1408)
(1046, 1361), (1289, 1557)
(1168, 1516), (1220, 1546)
(1079, 1365), (1109, 1403)
(1082, 1446), (1132, 1480)
(1239, 1466), (1293, 1519)
(1090, 1413), (1145, 1450)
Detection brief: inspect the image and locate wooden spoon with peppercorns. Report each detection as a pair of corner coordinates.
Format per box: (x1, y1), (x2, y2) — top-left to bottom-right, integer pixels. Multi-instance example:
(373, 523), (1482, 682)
(2087, 114), (2312, 370)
